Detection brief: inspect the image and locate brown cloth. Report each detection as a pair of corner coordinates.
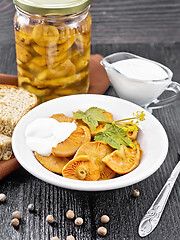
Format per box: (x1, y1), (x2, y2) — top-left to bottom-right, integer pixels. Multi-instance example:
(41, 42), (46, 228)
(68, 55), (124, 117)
(0, 54), (110, 180)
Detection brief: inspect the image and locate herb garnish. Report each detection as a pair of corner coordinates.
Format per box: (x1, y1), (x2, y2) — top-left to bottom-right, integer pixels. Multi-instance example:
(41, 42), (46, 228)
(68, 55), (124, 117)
(73, 107), (108, 131)
(94, 123), (136, 150)
(73, 108), (145, 150)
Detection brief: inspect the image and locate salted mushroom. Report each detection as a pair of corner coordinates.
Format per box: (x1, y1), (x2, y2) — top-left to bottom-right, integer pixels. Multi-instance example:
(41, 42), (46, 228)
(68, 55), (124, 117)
(34, 151), (70, 174)
(75, 111), (113, 138)
(62, 155), (100, 181)
(102, 140), (142, 174)
(50, 113), (74, 123)
(122, 122), (138, 140)
(52, 125), (91, 157)
(91, 111), (113, 138)
(74, 141), (116, 180)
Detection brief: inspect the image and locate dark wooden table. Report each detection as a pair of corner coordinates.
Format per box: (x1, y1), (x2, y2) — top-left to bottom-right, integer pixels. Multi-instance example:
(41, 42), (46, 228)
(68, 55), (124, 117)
(0, 0), (180, 239)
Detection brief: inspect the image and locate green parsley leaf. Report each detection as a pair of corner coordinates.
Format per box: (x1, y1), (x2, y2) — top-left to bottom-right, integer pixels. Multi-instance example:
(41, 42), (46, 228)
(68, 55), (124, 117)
(73, 107), (108, 131)
(94, 123), (136, 150)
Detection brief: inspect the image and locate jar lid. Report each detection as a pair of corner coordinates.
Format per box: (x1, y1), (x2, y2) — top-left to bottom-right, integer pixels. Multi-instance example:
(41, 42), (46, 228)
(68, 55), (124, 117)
(13, 0), (91, 15)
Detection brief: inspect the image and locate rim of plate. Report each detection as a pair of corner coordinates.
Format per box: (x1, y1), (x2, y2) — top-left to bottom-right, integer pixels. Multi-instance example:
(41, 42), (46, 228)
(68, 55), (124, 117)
(12, 94), (168, 191)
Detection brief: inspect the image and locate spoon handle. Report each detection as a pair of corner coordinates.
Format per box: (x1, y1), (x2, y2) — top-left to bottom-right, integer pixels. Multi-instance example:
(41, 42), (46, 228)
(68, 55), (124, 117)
(138, 159), (180, 237)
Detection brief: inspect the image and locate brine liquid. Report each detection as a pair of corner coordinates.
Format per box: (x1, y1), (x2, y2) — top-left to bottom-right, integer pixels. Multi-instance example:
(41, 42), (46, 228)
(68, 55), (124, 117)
(14, 10), (91, 103)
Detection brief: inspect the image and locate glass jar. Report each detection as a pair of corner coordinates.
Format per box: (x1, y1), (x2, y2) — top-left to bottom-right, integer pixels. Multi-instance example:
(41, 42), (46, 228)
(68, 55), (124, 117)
(13, 0), (92, 103)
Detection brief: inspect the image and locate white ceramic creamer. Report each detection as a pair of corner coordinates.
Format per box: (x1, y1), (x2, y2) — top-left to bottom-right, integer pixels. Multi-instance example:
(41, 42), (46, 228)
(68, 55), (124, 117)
(101, 52), (180, 110)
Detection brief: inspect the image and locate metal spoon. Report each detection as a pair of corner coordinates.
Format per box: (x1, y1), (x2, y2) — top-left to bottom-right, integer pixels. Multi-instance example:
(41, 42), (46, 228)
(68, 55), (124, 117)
(138, 153), (180, 237)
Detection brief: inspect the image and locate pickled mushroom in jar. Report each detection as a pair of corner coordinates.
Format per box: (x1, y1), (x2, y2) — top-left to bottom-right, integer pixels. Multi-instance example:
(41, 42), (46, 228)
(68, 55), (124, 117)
(14, 8), (92, 103)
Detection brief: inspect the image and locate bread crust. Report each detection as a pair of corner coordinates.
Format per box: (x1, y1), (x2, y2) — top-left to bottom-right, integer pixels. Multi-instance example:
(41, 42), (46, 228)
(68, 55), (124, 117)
(0, 84), (37, 160)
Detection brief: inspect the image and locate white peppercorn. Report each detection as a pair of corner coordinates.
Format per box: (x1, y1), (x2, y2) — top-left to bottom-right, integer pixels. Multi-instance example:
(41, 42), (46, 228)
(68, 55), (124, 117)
(97, 226), (107, 236)
(0, 193), (6, 203)
(11, 218), (20, 227)
(12, 211), (22, 219)
(74, 217), (83, 226)
(66, 235), (75, 240)
(51, 237), (59, 240)
(28, 204), (35, 211)
(101, 215), (110, 223)
(66, 210), (75, 219)
(46, 215), (54, 224)
(132, 189), (140, 197)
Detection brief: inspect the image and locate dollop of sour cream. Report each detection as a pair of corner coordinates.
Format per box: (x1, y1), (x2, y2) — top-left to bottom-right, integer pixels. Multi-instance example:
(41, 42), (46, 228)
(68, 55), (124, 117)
(25, 118), (77, 156)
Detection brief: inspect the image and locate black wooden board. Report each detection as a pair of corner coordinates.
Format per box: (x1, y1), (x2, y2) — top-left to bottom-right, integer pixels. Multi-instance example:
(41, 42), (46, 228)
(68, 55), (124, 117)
(0, 42), (180, 240)
(0, 0), (180, 239)
(1, 0), (180, 45)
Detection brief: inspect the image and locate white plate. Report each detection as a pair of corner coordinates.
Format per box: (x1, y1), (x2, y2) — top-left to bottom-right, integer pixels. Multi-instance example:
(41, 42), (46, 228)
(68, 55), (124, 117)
(12, 94), (168, 191)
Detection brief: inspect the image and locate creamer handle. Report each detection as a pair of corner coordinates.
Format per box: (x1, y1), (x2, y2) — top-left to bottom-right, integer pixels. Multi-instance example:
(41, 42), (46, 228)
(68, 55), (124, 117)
(148, 82), (180, 110)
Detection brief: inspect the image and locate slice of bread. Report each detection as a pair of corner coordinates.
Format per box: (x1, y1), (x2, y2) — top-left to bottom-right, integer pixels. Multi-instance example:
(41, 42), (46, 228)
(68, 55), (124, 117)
(0, 85), (37, 137)
(0, 134), (12, 160)
(0, 85), (37, 161)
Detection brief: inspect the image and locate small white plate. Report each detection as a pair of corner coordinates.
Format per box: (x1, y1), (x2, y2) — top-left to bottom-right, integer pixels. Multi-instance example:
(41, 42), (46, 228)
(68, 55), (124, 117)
(12, 94), (168, 191)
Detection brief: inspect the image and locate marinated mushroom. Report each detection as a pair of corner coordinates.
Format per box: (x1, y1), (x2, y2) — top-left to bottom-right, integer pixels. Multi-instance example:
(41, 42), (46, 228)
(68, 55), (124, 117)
(102, 141), (142, 174)
(74, 141), (115, 180)
(91, 111), (113, 137)
(51, 113), (74, 123)
(52, 125), (91, 157)
(32, 25), (59, 47)
(34, 152), (70, 174)
(123, 122), (138, 140)
(15, 13), (91, 103)
(62, 155), (100, 181)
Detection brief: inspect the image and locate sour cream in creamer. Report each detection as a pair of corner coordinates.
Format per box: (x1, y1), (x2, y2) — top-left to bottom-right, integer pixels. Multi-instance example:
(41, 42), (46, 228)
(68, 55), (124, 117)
(112, 59), (168, 80)
(25, 118), (77, 156)
(104, 57), (171, 106)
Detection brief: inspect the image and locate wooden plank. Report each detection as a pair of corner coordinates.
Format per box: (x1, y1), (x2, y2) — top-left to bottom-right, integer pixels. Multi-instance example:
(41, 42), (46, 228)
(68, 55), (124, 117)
(0, 1), (180, 239)
(91, 0), (180, 44)
(0, 0), (180, 45)
(0, 43), (180, 239)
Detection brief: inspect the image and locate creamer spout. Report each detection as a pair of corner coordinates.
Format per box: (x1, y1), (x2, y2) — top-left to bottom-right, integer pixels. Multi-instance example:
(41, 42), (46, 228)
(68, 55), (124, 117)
(100, 58), (113, 70)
